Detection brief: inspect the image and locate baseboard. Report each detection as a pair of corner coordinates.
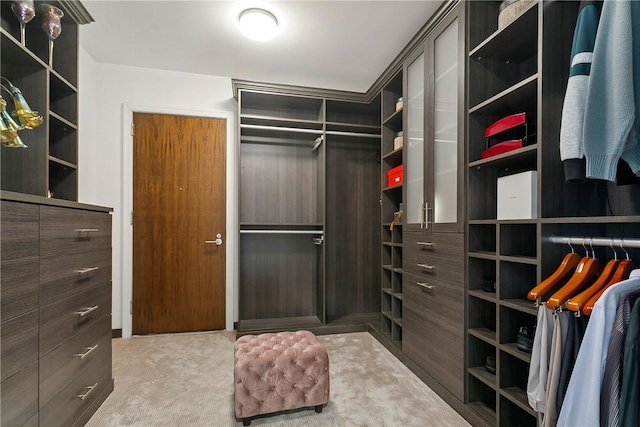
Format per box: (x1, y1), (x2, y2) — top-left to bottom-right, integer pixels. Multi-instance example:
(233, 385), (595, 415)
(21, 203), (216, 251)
(367, 325), (490, 427)
(112, 329), (122, 338)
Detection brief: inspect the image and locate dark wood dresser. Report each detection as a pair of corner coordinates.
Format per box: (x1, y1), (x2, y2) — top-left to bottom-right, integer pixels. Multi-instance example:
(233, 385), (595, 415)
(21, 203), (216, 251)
(1, 191), (113, 427)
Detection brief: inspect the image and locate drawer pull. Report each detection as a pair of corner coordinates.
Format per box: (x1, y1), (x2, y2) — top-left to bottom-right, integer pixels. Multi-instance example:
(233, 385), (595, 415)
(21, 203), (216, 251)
(77, 383), (98, 400)
(77, 267), (99, 275)
(416, 242), (434, 248)
(417, 263), (435, 270)
(417, 282), (435, 290)
(75, 305), (98, 317)
(76, 344), (99, 359)
(75, 228), (99, 233)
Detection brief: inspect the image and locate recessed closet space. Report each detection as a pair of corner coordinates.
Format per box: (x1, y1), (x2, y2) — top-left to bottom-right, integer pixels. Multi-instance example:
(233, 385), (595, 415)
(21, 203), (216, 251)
(235, 83), (381, 335)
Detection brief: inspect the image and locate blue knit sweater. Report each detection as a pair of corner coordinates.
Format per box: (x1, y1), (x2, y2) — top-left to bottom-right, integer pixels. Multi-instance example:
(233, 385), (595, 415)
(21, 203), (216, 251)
(583, 0), (640, 182)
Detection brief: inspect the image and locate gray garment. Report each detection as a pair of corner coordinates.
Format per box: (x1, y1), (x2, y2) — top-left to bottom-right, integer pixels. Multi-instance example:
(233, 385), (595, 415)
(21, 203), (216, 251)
(542, 310), (571, 427)
(528, 305), (556, 413)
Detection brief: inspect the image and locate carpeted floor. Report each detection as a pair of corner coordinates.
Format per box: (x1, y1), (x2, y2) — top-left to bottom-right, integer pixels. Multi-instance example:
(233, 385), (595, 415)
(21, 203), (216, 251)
(86, 331), (470, 427)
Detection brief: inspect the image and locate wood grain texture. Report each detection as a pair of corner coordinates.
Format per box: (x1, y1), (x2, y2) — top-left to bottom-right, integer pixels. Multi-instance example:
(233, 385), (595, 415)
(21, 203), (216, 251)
(40, 206), (112, 257)
(402, 271), (464, 400)
(0, 201), (39, 261)
(39, 316), (112, 408)
(0, 309), (38, 382)
(40, 248), (112, 305)
(239, 234), (318, 320)
(403, 250), (465, 286)
(132, 113), (226, 334)
(39, 281), (111, 356)
(0, 361), (38, 427)
(1, 257), (39, 322)
(325, 136), (381, 317)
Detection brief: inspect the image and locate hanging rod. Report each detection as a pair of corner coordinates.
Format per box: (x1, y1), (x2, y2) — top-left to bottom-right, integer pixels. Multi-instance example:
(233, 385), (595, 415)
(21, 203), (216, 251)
(549, 236), (640, 249)
(240, 230), (324, 235)
(325, 130), (381, 139)
(240, 124), (323, 135)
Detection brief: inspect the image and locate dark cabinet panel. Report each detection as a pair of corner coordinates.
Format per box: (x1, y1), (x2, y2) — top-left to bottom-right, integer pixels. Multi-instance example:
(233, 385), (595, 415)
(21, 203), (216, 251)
(0, 361), (38, 427)
(1, 256), (39, 322)
(1, 309), (38, 382)
(40, 206), (112, 257)
(0, 201), (39, 261)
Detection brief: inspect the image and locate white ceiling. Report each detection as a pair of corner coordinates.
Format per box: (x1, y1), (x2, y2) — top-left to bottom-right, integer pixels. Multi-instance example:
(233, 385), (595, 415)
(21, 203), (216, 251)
(79, 1), (444, 93)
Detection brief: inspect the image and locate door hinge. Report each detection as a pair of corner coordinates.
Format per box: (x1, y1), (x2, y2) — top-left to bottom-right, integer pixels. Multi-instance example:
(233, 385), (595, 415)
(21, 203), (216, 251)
(131, 122), (135, 136)
(130, 300), (133, 315)
(130, 211), (133, 225)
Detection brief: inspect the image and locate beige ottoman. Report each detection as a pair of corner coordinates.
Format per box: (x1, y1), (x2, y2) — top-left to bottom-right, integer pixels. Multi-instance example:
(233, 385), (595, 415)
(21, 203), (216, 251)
(234, 330), (330, 426)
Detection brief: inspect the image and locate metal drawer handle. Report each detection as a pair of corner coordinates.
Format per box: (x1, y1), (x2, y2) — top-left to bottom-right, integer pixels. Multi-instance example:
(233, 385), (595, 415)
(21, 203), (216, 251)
(417, 282), (435, 290)
(311, 237), (323, 246)
(75, 228), (99, 233)
(416, 242), (434, 248)
(417, 263), (435, 270)
(77, 383), (98, 400)
(77, 267), (99, 275)
(75, 305), (98, 317)
(76, 344), (99, 359)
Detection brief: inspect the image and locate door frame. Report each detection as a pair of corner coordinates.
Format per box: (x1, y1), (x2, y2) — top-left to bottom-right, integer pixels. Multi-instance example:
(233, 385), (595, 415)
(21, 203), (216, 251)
(121, 104), (237, 338)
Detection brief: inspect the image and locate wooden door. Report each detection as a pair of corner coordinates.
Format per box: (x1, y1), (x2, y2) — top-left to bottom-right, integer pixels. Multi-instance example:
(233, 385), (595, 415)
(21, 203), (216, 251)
(132, 112), (226, 334)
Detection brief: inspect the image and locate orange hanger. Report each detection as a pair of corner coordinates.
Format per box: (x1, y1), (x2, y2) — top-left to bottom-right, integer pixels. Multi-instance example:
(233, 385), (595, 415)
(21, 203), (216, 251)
(566, 258), (619, 312)
(582, 259), (635, 315)
(545, 255), (602, 310)
(528, 252), (581, 303)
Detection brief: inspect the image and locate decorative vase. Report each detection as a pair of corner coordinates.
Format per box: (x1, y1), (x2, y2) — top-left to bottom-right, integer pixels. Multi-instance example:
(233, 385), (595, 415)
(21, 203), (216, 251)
(41, 4), (64, 67)
(11, 0), (36, 46)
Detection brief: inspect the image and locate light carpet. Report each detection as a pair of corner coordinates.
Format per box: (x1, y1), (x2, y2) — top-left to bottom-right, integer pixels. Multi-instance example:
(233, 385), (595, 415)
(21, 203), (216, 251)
(86, 331), (470, 427)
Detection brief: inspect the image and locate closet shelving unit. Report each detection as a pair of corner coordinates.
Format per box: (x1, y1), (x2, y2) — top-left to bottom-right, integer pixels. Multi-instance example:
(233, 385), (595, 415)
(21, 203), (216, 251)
(0, 0), (81, 201)
(235, 83), (381, 335)
(380, 70), (404, 347)
(466, 1), (640, 426)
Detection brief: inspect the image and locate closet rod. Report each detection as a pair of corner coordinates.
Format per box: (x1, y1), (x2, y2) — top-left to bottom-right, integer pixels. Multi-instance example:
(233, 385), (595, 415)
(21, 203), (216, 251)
(240, 230), (324, 235)
(549, 236), (640, 249)
(325, 130), (381, 138)
(240, 124), (323, 135)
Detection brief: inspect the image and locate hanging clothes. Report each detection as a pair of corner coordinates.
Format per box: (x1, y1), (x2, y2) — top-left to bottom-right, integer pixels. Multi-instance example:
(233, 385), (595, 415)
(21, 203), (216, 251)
(557, 269), (640, 427)
(582, 0), (640, 181)
(542, 310), (571, 427)
(527, 304), (555, 413)
(556, 314), (588, 414)
(601, 289), (640, 427)
(619, 298), (640, 427)
(559, 0), (603, 183)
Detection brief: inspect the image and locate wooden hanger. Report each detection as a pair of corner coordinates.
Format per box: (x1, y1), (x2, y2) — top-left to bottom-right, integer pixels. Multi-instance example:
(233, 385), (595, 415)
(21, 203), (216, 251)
(545, 254), (602, 310)
(527, 251), (581, 303)
(582, 259), (635, 315)
(565, 258), (619, 312)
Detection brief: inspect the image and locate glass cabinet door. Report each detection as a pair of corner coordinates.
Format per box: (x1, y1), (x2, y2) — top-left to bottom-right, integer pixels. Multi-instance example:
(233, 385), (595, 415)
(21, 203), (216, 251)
(405, 51), (425, 230)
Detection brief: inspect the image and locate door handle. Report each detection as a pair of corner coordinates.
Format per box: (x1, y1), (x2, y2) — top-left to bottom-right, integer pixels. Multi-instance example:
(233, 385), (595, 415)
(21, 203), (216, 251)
(205, 233), (223, 246)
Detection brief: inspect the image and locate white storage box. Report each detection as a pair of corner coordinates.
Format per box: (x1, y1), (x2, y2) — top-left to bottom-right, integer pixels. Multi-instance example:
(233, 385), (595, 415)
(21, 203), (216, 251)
(497, 171), (537, 220)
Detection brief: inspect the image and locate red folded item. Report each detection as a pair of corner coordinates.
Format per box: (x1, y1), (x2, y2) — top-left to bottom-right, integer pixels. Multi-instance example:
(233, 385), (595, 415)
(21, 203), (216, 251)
(481, 139), (524, 159)
(485, 112), (527, 139)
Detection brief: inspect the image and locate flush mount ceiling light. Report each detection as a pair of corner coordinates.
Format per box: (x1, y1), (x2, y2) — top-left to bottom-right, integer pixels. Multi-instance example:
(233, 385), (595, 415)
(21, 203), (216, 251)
(239, 8), (278, 42)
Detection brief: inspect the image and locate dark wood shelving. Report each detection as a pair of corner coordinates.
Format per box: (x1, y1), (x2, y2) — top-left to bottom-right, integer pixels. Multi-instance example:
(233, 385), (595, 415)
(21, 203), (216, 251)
(501, 343), (532, 364)
(468, 289), (497, 303)
(500, 299), (537, 316)
(469, 144), (537, 169)
(468, 367), (497, 388)
(469, 74), (538, 115)
(48, 156), (77, 169)
(382, 146), (403, 161)
(382, 183), (403, 192)
(468, 251), (497, 260)
(499, 255), (537, 265)
(382, 108), (403, 131)
(467, 402), (497, 425)
(468, 327), (497, 345)
(500, 387), (536, 417)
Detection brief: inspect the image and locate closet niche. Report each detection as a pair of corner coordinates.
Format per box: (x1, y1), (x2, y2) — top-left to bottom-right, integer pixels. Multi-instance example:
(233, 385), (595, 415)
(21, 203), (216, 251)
(235, 84), (381, 335)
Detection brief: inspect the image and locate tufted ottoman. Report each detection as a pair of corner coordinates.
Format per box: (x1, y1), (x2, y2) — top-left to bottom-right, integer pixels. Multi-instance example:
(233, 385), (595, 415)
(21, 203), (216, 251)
(233, 330), (330, 425)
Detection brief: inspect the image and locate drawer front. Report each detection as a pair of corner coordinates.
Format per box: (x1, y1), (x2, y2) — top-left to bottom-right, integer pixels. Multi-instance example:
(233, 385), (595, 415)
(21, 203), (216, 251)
(402, 272), (464, 400)
(0, 201), (39, 262)
(403, 250), (464, 286)
(1, 310), (38, 382)
(403, 231), (464, 258)
(40, 282), (112, 356)
(0, 361), (38, 427)
(40, 206), (112, 258)
(39, 348), (112, 427)
(40, 316), (112, 408)
(40, 249), (112, 305)
(1, 257), (39, 322)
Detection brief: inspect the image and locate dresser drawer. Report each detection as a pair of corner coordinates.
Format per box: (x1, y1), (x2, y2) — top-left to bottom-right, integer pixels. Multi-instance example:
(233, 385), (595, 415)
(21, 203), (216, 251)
(1, 257), (39, 322)
(40, 249), (112, 305)
(403, 250), (464, 286)
(39, 345), (112, 427)
(40, 316), (112, 408)
(1, 310), (38, 382)
(1, 201), (39, 262)
(403, 231), (464, 258)
(40, 206), (112, 258)
(40, 282), (112, 356)
(1, 361), (38, 427)
(402, 271), (464, 400)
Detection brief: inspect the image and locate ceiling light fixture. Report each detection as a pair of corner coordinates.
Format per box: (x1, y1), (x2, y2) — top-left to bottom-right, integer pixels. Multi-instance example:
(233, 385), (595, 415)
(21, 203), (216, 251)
(239, 8), (278, 42)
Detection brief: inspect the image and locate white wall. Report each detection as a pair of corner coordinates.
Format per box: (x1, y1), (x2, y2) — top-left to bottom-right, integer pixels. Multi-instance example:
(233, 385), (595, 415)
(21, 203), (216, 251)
(78, 47), (237, 335)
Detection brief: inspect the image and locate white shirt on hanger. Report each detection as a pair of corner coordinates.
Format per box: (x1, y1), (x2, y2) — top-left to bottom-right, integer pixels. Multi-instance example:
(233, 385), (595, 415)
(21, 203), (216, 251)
(557, 269), (640, 427)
